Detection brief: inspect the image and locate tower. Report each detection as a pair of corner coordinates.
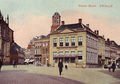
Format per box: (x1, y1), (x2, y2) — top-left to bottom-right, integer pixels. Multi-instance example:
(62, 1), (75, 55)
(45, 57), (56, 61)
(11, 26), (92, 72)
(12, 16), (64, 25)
(51, 12), (61, 32)
(7, 14), (9, 26)
(0, 10), (3, 20)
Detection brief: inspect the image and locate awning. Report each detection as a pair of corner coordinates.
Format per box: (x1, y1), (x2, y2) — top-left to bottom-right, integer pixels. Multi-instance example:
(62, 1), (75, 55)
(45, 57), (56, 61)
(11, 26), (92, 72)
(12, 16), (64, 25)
(29, 59), (34, 62)
(24, 59), (29, 63)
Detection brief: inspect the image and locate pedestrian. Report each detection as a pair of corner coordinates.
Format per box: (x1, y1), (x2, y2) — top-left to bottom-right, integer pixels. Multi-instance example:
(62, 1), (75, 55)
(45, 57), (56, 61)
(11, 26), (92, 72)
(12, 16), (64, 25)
(65, 61), (68, 70)
(0, 59), (3, 72)
(58, 59), (63, 75)
(13, 60), (17, 68)
(108, 60), (111, 72)
(112, 61), (116, 72)
(116, 62), (119, 68)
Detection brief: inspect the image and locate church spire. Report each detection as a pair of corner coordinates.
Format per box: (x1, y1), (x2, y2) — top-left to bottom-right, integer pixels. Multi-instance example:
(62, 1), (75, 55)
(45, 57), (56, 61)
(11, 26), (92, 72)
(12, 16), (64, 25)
(7, 14), (9, 26)
(0, 10), (3, 20)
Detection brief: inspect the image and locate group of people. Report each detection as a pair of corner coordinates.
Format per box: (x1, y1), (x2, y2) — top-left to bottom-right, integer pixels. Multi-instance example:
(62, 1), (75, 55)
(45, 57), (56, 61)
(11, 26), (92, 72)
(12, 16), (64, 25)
(108, 61), (116, 72)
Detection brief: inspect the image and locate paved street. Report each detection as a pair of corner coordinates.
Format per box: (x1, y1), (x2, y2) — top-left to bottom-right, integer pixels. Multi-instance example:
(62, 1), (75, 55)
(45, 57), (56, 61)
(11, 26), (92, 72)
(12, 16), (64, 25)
(0, 70), (83, 84)
(0, 65), (120, 84)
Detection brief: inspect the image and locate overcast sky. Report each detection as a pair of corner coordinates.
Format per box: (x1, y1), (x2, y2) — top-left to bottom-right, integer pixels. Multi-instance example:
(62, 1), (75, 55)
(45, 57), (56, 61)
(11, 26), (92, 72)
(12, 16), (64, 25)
(0, 0), (120, 48)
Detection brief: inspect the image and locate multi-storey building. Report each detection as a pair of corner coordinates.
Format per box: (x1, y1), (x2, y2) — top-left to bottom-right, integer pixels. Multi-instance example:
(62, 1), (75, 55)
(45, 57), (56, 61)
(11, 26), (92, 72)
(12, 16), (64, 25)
(10, 42), (25, 65)
(110, 41), (120, 62)
(50, 15), (98, 68)
(105, 39), (111, 65)
(105, 39), (120, 66)
(98, 35), (105, 67)
(34, 35), (50, 66)
(26, 37), (37, 64)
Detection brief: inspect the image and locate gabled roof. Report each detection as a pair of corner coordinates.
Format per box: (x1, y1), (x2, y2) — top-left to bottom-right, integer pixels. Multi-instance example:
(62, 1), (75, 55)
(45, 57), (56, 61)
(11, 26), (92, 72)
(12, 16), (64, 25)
(56, 23), (92, 31)
(10, 42), (22, 53)
(110, 41), (119, 48)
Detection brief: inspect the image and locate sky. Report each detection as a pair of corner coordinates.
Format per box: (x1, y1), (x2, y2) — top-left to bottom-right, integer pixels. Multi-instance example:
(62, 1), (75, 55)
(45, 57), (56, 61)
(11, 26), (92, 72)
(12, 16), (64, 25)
(0, 0), (120, 48)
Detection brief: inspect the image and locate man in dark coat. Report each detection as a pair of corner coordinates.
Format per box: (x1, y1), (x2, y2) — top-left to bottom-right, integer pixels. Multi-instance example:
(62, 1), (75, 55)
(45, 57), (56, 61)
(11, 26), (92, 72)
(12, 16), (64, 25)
(0, 59), (3, 72)
(112, 61), (116, 72)
(58, 59), (63, 75)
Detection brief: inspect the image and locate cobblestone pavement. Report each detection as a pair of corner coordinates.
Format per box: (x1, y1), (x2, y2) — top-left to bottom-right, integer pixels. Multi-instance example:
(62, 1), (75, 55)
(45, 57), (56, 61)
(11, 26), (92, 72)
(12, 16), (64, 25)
(1, 65), (120, 84)
(0, 70), (84, 84)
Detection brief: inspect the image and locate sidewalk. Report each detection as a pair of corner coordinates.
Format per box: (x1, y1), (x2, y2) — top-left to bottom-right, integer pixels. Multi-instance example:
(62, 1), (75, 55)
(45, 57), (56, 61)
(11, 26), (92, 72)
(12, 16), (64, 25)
(1, 65), (120, 84)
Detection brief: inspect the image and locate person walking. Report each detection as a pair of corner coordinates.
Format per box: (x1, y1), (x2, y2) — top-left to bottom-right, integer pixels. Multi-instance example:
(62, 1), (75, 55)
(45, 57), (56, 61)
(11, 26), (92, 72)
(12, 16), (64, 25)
(108, 60), (111, 72)
(112, 61), (116, 72)
(58, 59), (63, 75)
(13, 60), (17, 68)
(0, 59), (3, 72)
(65, 61), (68, 70)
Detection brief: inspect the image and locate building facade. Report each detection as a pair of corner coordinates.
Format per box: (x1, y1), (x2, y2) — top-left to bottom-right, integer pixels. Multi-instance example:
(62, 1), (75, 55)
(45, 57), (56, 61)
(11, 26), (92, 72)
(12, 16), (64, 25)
(98, 35), (105, 67)
(10, 42), (25, 65)
(34, 35), (50, 66)
(0, 11), (14, 64)
(50, 17), (98, 68)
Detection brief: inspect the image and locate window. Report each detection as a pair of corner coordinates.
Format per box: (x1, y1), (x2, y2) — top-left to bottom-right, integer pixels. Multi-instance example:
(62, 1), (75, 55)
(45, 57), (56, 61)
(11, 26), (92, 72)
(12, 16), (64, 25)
(53, 58), (58, 63)
(43, 49), (45, 54)
(71, 51), (75, 56)
(53, 52), (57, 56)
(59, 38), (63, 46)
(78, 51), (82, 61)
(39, 49), (41, 54)
(35, 43), (37, 48)
(71, 57), (75, 63)
(39, 43), (42, 47)
(71, 37), (75, 46)
(46, 49), (48, 54)
(78, 36), (82, 45)
(65, 51), (69, 56)
(78, 51), (82, 56)
(59, 51), (63, 56)
(65, 58), (69, 63)
(46, 42), (48, 46)
(65, 37), (69, 46)
(53, 38), (57, 47)
(43, 43), (45, 47)
(35, 49), (37, 54)
(78, 56), (82, 61)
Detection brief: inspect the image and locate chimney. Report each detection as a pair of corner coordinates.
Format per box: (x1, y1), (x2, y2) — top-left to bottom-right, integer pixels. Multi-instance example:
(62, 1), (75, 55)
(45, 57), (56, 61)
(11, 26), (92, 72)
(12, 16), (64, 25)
(78, 19), (82, 23)
(86, 24), (89, 27)
(107, 38), (110, 44)
(96, 30), (99, 35)
(94, 30), (96, 34)
(102, 35), (104, 38)
(62, 21), (65, 25)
